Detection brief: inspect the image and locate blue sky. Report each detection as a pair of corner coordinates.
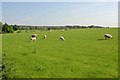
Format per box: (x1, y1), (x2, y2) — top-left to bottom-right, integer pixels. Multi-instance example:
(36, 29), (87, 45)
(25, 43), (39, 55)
(0, 2), (2, 21)
(1, 0), (119, 2)
(2, 2), (118, 27)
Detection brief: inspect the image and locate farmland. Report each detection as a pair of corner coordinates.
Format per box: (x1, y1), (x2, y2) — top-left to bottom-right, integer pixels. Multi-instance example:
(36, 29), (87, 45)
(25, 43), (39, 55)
(2, 28), (118, 78)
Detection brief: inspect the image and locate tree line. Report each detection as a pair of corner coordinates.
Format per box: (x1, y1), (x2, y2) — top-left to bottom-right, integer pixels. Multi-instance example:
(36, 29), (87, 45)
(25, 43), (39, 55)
(0, 22), (107, 34)
(0, 22), (19, 34)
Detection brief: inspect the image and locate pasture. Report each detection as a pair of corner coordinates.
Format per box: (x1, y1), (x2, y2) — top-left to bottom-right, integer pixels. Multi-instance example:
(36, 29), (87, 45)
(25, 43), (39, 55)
(2, 28), (118, 78)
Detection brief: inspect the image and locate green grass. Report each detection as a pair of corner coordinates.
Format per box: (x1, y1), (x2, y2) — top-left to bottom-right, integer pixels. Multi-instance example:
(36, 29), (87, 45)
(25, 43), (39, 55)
(2, 28), (118, 78)
(0, 34), (2, 79)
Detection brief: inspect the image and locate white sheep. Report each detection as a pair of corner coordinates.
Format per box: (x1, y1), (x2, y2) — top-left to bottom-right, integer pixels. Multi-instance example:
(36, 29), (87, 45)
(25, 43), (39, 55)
(31, 37), (36, 42)
(30, 34), (37, 42)
(104, 34), (113, 39)
(44, 35), (47, 39)
(60, 36), (65, 41)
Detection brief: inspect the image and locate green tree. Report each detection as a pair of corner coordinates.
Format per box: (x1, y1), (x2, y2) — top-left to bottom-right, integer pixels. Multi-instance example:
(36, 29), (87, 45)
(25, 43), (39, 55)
(2, 23), (14, 33)
(12, 25), (19, 31)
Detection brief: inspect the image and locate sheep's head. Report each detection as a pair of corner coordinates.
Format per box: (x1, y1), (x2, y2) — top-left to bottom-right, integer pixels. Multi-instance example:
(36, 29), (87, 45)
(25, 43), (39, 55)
(31, 34), (37, 38)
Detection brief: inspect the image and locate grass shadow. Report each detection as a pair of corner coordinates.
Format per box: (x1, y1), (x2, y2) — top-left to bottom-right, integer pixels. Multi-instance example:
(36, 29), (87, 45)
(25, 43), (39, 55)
(97, 39), (107, 41)
(22, 53), (27, 56)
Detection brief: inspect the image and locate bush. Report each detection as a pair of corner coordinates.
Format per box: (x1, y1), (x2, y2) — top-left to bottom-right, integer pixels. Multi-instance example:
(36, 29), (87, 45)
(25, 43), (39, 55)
(17, 30), (22, 33)
(2, 23), (14, 33)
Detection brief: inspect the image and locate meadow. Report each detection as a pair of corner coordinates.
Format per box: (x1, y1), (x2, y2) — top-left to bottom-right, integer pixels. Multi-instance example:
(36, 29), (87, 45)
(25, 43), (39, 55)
(0, 34), (2, 79)
(2, 28), (118, 78)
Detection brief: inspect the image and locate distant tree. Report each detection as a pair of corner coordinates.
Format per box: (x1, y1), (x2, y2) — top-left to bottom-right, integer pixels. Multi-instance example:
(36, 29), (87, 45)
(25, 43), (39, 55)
(35, 26), (38, 30)
(8, 25), (14, 33)
(2, 23), (9, 33)
(88, 25), (95, 28)
(65, 25), (73, 29)
(73, 25), (80, 29)
(48, 27), (51, 30)
(2, 23), (14, 33)
(12, 25), (19, 31)
(29, 26), (32, 30)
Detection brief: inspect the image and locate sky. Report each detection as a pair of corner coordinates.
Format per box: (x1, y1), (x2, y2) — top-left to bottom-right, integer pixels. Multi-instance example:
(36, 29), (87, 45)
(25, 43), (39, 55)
(1, 1), (118, 27)
(0, 2), (2, 21)
(1, 0), (120, 2)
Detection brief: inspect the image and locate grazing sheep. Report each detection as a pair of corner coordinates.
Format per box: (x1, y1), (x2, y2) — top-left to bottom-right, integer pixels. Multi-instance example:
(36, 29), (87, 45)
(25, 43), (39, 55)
(30, 37), (36, 42)
(44, 35), (47, 39)
(32, 34), (37, 37)
(60, 36), (65, 41)
(30, 34), (37, 42)
(34, 34), (37, 37)
(104, 34), (113, 39)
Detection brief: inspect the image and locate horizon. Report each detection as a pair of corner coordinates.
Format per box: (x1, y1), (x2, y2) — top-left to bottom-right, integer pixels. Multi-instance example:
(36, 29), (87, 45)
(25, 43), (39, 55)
(1, 22), (118, 28)
(1, 2), (118, 27)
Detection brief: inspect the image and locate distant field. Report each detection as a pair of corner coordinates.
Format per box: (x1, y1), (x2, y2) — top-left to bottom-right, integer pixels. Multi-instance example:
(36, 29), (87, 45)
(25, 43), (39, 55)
(2, 28), (118, 78)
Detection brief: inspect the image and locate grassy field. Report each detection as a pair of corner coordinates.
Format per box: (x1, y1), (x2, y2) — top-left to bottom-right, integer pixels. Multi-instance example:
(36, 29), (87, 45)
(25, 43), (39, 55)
(2, 28), (118, 78)
(0, 34), (2, 79)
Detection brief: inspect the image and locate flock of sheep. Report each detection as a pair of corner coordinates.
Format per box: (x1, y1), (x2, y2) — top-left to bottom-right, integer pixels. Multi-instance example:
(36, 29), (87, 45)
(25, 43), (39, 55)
(30, 31), (113, 42)
(30, 33), (65, 42)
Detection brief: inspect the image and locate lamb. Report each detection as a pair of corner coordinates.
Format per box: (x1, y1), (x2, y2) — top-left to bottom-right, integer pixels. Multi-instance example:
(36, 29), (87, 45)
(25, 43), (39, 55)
(60, 36), (65, 41)
(104, 34), (113, 39)
(30, 34), (37, 42)
(31, 37), (36, 42)
(44, 35), (47, 39)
